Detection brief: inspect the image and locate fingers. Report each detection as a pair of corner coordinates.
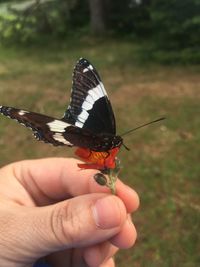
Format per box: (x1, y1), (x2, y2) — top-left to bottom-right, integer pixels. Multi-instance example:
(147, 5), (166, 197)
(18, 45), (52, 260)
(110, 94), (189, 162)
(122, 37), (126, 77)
(0, 194), (127, 262)
(10, 158), (92, 204)
(47, 194), (125, 248)
(110, 215), (137, 248)
(82, 215), (137, 267)
(115, 180), (140, 213)
(4, 158), (139, 213)
(46, 245), (116, 267)
(45, 215), (137, 267)
(84, 242), (117, 267)
(101, 258), (115, 267)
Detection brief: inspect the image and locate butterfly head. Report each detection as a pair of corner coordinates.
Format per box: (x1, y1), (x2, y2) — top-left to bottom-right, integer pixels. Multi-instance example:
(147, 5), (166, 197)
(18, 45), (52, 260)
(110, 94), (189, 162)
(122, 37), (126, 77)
(93, 134), (123, 151)
(111, 135), (123, 149)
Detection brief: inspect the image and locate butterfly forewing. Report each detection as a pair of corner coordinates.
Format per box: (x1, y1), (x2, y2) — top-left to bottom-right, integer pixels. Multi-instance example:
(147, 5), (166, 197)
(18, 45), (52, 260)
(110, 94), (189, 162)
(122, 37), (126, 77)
(63, 58), (116, 135)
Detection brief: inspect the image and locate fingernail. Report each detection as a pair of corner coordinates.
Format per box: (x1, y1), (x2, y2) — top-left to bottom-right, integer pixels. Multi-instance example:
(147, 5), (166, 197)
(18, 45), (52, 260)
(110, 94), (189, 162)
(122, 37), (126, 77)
(92, 196), (124, 229)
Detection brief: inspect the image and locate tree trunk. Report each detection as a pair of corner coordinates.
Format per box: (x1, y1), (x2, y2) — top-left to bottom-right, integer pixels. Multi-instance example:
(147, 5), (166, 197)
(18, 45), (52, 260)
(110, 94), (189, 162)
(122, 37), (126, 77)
(89, 0), (106, 34)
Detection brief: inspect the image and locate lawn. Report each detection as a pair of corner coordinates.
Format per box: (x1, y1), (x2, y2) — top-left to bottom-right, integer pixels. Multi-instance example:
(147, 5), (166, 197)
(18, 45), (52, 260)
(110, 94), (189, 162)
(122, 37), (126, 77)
(0, 39), (199, 266)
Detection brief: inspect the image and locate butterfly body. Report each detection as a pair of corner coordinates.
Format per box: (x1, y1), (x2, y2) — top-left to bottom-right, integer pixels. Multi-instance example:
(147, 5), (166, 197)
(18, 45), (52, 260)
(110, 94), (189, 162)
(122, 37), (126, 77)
(58, 125), (122, 152)
(0, 58), (122, 171)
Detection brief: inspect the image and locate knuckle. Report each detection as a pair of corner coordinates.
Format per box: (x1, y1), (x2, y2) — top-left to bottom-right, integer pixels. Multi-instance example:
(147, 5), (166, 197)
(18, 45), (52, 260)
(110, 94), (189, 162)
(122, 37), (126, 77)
(50, 201), (82, 247)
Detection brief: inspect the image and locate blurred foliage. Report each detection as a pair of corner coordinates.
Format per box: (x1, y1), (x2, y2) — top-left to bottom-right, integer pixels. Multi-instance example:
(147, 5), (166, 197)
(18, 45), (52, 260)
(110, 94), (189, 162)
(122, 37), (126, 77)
(147, 0), (200, 64)
(0, 0), (83, 43)
(0, 0), (199, 63)
(150, 0), (200, 49)
(105, 0), (151, 36)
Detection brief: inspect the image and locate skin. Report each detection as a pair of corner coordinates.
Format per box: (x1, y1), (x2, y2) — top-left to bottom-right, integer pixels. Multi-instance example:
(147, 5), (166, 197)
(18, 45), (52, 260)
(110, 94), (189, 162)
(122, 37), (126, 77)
(0, 158), (139, 267)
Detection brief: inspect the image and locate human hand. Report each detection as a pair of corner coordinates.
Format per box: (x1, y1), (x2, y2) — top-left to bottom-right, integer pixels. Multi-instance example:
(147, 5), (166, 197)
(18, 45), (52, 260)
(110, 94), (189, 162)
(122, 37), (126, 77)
(0, 158), (139, 267)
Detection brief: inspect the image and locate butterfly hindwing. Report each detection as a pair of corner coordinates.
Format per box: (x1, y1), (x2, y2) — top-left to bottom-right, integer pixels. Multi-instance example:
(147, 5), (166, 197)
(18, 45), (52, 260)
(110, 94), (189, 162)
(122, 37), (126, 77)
(0, 106), (73, 147)
(63, 58), (116, 135)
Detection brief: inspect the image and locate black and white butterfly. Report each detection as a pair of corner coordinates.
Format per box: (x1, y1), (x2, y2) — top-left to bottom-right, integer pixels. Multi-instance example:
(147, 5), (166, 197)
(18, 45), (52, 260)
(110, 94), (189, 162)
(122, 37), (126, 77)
(0, 58), (123, 152)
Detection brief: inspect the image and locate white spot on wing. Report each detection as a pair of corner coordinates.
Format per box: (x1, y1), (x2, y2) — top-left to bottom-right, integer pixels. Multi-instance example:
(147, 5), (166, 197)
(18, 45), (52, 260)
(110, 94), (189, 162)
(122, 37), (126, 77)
(83, 68), (89, 73)
(47, 120), (70, 133)
(85, 94), (94, 104)
(76, 110), (89, 127)
(53, 133), (72, 146)
(75, 121), (84, 128)
(18, 110), (29, 116)
(99, 82), (107, 96)
(88, 88), (99, 101)
(82, 101), (93, 110)
(83, 64), (93, 73)
(88, 64), (93, 70)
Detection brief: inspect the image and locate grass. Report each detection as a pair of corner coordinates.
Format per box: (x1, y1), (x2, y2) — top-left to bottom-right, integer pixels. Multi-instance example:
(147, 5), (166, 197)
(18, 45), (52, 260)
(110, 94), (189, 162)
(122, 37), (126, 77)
(0, 39), (200, 266)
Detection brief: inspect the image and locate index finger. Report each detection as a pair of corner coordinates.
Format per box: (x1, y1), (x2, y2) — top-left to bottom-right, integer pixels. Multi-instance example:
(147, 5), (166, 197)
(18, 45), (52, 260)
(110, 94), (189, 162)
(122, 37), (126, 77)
(9, 157), (139, 211)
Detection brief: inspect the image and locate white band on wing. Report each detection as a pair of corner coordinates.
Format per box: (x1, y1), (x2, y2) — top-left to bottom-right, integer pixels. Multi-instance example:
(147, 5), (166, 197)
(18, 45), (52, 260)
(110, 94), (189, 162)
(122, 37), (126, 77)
(75, 82), (107, 128)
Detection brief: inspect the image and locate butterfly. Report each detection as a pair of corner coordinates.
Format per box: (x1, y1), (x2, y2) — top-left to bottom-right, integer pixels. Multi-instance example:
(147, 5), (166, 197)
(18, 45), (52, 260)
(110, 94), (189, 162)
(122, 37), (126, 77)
(0, 58), (123, 171)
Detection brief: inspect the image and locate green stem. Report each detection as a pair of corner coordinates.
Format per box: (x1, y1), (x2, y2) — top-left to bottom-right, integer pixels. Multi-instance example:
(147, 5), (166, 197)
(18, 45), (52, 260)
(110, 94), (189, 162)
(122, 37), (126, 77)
(107, 169), (117, 194)
(110, 173), (116, 194)
(106, 158), (121, 194)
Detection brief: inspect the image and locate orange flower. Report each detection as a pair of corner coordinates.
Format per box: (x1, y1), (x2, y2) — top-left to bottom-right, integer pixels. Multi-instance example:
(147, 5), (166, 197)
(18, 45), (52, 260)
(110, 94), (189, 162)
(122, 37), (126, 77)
(75, 147), (120, 170)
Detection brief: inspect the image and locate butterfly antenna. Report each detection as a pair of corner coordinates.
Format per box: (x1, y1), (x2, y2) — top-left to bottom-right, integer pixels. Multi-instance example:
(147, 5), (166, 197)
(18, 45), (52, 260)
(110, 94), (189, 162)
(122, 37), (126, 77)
(122, 143), (130, 151)
(120, 117), (166, 137)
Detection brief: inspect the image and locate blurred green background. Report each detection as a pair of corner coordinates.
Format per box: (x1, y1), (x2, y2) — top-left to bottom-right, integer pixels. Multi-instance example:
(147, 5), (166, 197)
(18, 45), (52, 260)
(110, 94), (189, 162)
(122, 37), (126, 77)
(0, 0), (199, 266)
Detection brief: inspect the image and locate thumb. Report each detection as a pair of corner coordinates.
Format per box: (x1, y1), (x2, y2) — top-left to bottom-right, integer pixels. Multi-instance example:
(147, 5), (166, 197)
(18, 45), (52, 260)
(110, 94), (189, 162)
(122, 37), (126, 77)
(3, 194), (127, 262)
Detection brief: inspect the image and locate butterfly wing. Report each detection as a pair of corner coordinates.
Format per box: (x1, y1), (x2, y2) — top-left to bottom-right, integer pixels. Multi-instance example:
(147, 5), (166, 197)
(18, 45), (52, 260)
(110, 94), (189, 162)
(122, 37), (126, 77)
(0, 59), (117, 152)
(0, 106), (74, 147)
(62, 58), (116, 135)
(0, 105), (116, 151)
